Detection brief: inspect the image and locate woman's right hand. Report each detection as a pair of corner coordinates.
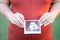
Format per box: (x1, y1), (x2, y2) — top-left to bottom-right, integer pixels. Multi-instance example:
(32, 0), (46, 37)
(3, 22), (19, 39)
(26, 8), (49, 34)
(8, 12), (25, 28)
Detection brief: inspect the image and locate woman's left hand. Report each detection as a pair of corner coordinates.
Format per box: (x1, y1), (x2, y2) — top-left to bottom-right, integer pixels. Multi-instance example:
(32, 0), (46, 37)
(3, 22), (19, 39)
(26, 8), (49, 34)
(39, 12), (57, 26)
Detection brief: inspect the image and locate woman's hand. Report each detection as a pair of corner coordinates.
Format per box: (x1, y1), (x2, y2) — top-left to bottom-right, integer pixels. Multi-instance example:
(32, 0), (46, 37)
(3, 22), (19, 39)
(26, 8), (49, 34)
(39, 12), (57, 26)
(8, 12), (25, 28)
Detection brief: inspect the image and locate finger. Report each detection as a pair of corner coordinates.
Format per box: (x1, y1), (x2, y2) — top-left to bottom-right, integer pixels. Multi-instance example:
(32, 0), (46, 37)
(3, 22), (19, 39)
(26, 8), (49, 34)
(14, 18), (22, 27)
(41, 13), (53, 26)
(43, 17), (51, 25)
(43, 18), (52, 26)
(15, 13), (24, 28)
(40, 15), (51, 26)
(39, 12), (49, 21)
(15, 14), (24, 26)
(15, 12), (24, 21)
(17, 17), (24, 28)
(38, 20), (43, 26)
(44, 18), (54, 26)
(15, 13), (24, 27)
(39, 12), (50, 23)
(9, 14), (23, 28)
(44, 23), (49, 26)
(15, 15), (24, 28)
(10, 18), (21, 27)
(18, 15), (24, 26)
(11, 15), (23, 28)
(44, 20), (54, 26)
(43, 13), (55, 25)
(15, 18), (23, 28)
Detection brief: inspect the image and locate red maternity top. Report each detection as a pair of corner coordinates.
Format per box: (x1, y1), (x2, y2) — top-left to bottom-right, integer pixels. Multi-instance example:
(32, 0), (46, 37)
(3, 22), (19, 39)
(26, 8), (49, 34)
(8, 0), (53, 40)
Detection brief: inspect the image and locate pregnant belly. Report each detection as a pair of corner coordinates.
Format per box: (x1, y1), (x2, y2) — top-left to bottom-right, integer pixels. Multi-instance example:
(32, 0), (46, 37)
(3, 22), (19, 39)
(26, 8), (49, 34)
(12, 3), (50, 20)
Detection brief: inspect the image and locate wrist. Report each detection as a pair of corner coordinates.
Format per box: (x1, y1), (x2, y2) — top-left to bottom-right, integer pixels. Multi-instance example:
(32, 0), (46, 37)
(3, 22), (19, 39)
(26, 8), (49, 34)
(5, 12), (14, 19)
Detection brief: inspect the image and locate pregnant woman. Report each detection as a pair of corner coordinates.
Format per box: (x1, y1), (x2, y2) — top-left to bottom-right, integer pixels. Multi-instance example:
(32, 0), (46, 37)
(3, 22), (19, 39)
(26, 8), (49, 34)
(0, 0), (60, 40)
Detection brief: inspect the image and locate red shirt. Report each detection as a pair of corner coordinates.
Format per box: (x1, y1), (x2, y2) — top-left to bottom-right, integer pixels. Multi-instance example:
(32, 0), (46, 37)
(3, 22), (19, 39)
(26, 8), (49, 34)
(8, 0), (53, 40)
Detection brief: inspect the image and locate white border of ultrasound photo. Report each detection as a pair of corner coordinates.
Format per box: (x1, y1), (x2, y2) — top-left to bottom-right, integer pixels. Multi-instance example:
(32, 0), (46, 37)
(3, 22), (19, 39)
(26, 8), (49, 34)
(24, 20), (41, 34)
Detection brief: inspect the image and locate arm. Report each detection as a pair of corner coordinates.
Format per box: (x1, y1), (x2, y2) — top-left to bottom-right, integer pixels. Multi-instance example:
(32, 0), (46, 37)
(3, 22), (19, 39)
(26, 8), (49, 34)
(0, 0), (24, 28)
(0, 0), (14, 19)
(39, 0), (60, 26)
(50, 0), (60, 18)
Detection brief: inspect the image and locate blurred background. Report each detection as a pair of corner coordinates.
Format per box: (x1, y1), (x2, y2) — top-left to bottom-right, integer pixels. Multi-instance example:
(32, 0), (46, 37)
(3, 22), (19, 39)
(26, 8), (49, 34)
(0, 13), (60, 40)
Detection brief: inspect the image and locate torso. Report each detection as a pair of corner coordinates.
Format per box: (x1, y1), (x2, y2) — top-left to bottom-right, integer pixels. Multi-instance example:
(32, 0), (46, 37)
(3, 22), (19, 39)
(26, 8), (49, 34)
(8, 0), (53, 40)
(10, 0), (52, 20)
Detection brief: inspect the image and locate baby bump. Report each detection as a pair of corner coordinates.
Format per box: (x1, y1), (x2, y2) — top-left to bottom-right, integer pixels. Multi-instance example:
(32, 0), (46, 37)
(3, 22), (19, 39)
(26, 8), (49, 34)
(8, 22), (52, 40)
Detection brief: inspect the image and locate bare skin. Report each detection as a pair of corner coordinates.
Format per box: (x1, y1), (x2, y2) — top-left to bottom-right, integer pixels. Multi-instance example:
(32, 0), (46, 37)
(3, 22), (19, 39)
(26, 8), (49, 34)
(0, 0), (60, 28)
(0, 0), (25, 28)
(39, 0), (60, 26)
